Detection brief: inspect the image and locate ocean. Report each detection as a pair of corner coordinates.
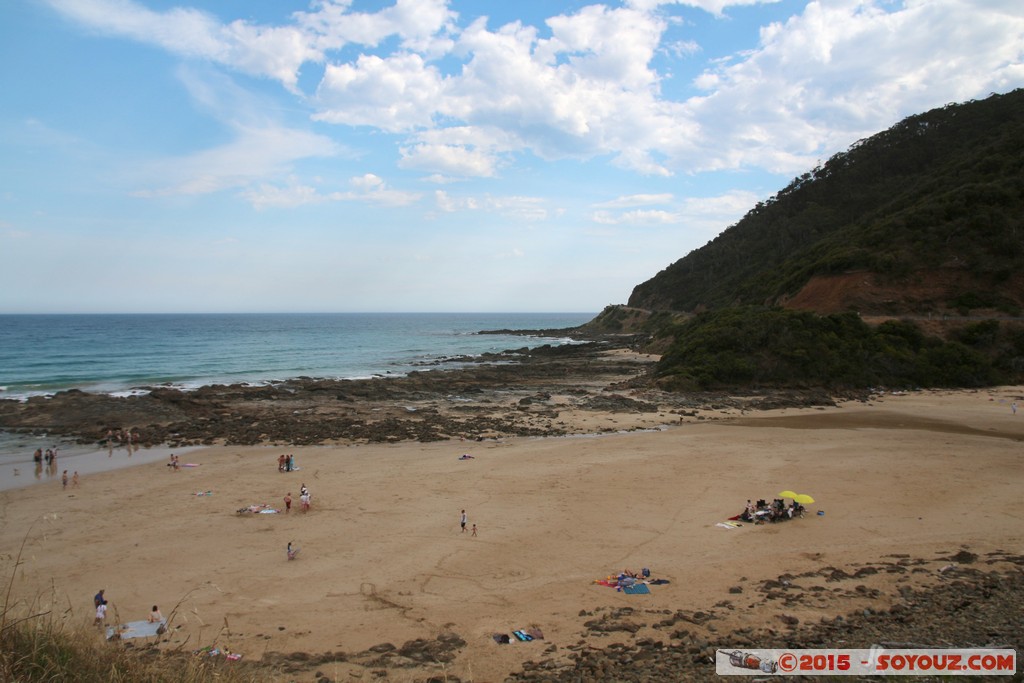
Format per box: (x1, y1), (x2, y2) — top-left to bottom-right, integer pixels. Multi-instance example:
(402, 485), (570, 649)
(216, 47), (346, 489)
(0, 312), (594, 490)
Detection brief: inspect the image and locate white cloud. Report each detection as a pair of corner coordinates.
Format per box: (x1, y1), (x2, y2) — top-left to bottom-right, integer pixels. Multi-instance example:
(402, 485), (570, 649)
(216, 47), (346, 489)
(133, 124), (340, 198)
(48, 0), (1024, 182)
(315, 53), (445, 131)
(681, 0), (1024, 173)
(592, 209), (680, 225)
(242, 173), (422, 209)
(595, 193), (675, 208)
(400, 143), (500, 177)
(46, 0), (318, 89)
(591, 189), (759, 229)
(434, 191), (550, 221)
(294, 0), (457, 55)
(241, 182), (322, 209)
(330, 174), (423, 206)
(626, 0), (781, 17)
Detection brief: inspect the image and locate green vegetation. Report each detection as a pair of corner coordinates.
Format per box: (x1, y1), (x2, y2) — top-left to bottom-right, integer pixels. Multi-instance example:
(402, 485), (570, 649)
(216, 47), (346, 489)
(653, 307), (1006, 390)
(628, 89), (1024, 314)
(608, 90), (1024, 390)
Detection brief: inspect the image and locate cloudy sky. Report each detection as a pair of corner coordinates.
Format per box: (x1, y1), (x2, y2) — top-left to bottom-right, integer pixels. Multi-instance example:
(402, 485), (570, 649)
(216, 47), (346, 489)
(1, 0), (1021, 313)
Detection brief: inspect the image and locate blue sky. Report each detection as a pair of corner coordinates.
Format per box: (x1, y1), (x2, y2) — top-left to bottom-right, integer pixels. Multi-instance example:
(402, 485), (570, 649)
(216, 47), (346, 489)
(1, 0), (1022, 313)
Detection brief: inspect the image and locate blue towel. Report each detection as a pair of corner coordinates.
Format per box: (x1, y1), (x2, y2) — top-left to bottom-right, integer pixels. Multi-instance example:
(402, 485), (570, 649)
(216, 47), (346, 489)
(622, 583), (650, 594)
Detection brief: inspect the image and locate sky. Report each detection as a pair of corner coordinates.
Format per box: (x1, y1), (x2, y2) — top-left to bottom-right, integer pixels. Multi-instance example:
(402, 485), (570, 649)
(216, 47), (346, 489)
(0, 0), (1022, 314)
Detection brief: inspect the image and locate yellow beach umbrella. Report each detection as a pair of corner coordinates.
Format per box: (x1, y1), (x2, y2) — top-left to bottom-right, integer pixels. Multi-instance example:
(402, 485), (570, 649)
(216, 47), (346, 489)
(793, 493), (815, 505)
(778, 490), (798, 499)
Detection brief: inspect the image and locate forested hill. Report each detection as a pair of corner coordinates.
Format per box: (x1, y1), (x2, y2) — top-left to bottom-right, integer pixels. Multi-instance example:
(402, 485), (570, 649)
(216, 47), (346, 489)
(628, 89), (1024, 317)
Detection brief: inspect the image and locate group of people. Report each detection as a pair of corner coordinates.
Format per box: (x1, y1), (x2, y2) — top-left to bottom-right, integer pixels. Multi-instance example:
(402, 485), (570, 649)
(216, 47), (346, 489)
(740, 498), (804, 523)
(460, 509), (477, 536)
(283, 484), (312, 513)
(277, 454), (296, 472)
(34, 447), (58, 465)
(93, 589), (164, 628)
(102, 428), (141, 446)
(166, 454), (180, 471)
(61, 469), (79, 489)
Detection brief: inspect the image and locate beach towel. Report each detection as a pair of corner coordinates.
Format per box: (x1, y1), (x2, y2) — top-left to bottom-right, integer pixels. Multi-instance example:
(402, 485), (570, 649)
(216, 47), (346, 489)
(716, 522), (735, 529)
(622, 583), (650, 595)
(182, 463), (201, 467)
(513, 630), (533, 641)
(106, 620), (166, 641)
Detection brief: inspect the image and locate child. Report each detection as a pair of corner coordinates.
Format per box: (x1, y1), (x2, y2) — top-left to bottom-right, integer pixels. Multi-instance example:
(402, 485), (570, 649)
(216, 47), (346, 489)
(471, 523), (477, 537)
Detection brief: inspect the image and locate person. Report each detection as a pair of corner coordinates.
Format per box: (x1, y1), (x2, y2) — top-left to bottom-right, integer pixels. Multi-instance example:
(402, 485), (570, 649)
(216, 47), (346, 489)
(287, 542), (298, 560)
(278, 454), (286, 472)
(62, 470), (68, 489)
(460, 509), (467, 533)
(149, 605), (164, 623)
(471, 523), (477, 537)
(1013, 402), (1018, 415)
(284, 492), (292, 513)
(287, 454), (294, 472)
(94, 600), (107, 627)
(72, 471), (79, 487)
(300, 491), (310, 512)
(94, 589), (105, 608)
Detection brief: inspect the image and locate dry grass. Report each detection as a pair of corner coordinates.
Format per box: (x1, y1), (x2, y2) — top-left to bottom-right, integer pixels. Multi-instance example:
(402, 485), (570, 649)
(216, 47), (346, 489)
(1, 528), (272, 683)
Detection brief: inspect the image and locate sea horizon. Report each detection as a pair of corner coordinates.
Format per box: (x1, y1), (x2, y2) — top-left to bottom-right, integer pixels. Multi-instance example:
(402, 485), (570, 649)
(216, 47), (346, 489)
(0, 311), (597, 489)
(0, 311), (596, 400)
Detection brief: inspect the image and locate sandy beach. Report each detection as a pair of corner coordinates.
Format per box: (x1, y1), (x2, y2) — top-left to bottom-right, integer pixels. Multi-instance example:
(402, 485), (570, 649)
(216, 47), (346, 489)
(1, 386), (1022, 681)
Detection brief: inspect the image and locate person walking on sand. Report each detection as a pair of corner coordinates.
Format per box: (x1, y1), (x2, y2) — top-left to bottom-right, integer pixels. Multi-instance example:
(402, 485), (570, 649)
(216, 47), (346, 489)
(1013, 401), (1018, 415)
(471, 523), (477, 537)
(460, 509), (467, 533)
(284, 492), (292, 513)
(94, 600), (107, 627)
(62, 470), (68, 489)
(72, 471), (79, 487)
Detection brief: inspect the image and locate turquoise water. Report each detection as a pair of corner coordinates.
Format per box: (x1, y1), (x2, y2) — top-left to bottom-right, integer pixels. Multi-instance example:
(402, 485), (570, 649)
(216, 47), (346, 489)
(0, 312), (594, 399)
(0, 313), (594, 490)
